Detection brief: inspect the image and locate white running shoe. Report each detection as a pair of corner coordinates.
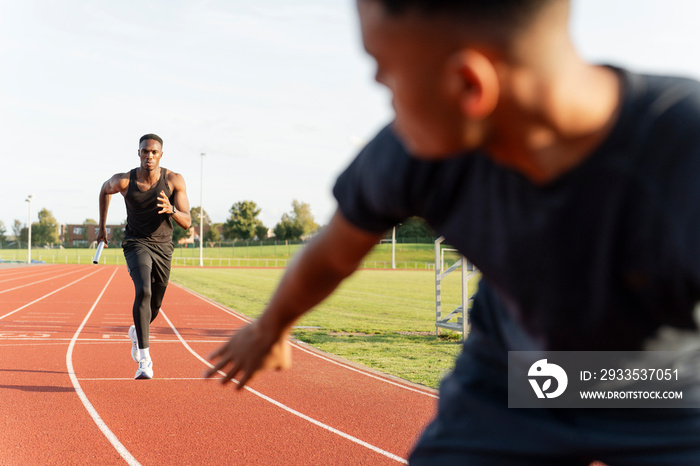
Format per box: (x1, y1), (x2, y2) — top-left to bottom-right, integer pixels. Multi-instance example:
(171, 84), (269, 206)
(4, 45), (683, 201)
(135, 359), (153, 380)
(128, 325), (139, 362)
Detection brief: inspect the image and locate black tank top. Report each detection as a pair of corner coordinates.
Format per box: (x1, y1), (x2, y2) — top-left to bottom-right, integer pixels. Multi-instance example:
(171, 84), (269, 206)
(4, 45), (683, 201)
(123, 167), (174, 243)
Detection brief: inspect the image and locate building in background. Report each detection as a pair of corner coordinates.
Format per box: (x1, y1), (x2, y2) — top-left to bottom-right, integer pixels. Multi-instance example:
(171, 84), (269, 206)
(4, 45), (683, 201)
(61, 224), (125, 247)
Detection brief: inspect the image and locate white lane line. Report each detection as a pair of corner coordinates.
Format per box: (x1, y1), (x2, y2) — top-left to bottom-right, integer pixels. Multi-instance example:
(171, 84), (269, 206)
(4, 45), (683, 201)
(160, 309), (408, 465)
(0, 268), (85, 295)
(78, 377), (207, 381)
(0, 338), (230, 343)
(0, 267), (62, 283)
(172, 283), (438, 398)
(66, 268), (140, 466)
(0, 269), (103, 320)
(12, 319), (63, 322)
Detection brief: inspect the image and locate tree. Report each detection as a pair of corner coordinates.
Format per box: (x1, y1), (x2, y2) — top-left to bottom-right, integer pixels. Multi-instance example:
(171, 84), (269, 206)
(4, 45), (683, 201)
(32, 208), (60, 246)
(273, 200), (319, 241)
(0, 220), (6, 244)
(172, 223), (191, 245)
(12, 220), (22, 243)
(255, 224), (268, 241)
(291, 200), (319, 237)
(394, 217), (435, 240)
(84, 218), (98, 225)
(224, 201), (263, 241)
(273, 213), (302, 241)
(204, 223), (222, 243)
(190, 206), (212, 229)
(111, 225), (125, 245)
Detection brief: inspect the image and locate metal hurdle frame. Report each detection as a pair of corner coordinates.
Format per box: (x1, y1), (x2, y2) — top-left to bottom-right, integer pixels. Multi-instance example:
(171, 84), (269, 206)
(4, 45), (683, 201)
(434, 236), (477, 340)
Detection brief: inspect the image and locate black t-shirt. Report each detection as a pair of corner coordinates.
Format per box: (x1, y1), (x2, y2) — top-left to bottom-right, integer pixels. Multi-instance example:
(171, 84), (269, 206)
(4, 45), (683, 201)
(333, 68), (700, 352)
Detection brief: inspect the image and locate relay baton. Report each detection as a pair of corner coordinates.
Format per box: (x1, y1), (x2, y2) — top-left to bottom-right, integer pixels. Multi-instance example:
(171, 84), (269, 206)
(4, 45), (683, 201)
(93, 241), (105, 265)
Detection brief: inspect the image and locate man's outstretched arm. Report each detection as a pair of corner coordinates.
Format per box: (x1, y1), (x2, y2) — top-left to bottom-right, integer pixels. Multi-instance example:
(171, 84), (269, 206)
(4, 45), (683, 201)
(204, 209), (384, 389)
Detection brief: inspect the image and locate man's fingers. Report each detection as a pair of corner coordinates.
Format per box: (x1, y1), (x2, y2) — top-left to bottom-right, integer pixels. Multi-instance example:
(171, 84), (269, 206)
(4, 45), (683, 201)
(221, 361), (242, 385)
(236, 371), (252, 391)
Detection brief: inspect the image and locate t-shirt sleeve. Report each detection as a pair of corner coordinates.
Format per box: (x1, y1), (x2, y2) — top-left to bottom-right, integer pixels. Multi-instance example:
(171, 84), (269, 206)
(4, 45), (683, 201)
(333, 125), (417, 233)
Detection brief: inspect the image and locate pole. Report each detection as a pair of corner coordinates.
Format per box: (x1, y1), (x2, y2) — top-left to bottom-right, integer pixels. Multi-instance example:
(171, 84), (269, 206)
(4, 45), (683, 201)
(391, 225), (396, 269)
(199, 153), (205, 267)
(25, 194), (33, 264)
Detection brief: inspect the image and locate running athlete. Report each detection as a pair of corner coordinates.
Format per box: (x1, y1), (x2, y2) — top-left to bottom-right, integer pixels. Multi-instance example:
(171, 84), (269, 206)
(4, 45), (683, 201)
(98, 133), (191, 379)
(206, 1), (700, 463)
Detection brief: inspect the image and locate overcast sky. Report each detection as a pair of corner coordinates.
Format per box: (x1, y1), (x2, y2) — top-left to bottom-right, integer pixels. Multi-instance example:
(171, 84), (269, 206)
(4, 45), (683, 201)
(2, 0), (700, 233)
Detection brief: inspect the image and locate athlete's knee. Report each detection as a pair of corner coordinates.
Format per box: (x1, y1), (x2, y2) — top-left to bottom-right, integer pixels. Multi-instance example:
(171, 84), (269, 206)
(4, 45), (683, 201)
(135, 284), (153, 302)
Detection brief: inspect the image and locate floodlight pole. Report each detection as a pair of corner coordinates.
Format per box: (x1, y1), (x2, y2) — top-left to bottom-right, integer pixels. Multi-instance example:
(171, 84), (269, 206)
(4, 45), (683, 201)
(25, 194), (33, 264)
(199, 153), (205, 267)
(391, 225), (396, 269)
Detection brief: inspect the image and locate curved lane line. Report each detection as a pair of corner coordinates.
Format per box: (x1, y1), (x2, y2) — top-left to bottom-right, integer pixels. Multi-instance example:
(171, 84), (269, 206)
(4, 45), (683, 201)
(160, 309), (409, 465)
(65, 268), (140, 466)
(172, 283), (438, 398)
(0, 268), (103, 320)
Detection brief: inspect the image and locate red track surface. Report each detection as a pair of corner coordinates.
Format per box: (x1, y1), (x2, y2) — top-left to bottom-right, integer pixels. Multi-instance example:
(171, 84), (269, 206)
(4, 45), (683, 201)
(0, 265), (438, 465)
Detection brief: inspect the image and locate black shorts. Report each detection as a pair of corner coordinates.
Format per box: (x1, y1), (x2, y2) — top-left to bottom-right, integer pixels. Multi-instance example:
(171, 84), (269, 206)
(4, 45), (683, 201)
(122, 238), (173, 287)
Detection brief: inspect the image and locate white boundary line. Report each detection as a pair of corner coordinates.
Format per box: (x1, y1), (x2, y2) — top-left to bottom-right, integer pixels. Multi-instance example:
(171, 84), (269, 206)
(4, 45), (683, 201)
(172, 283), (438, 398)
(65, 268), (140, 466)
(0, 268), (86, 295)
(160, 309), (408, 465)
(0, 268), (103, 320)
(0, 267), (64, 284)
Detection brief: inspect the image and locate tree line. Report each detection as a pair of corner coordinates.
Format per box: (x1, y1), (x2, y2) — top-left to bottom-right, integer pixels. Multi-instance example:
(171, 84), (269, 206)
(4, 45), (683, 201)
(0, 200), (436, 248)
(176, 199), (320, 244)
(0, 199), (322, 248)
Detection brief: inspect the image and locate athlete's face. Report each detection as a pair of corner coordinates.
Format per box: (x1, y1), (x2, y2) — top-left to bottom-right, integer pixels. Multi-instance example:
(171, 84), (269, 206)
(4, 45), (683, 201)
(357, 0), (490, 159)
(138, 139), (163, 172)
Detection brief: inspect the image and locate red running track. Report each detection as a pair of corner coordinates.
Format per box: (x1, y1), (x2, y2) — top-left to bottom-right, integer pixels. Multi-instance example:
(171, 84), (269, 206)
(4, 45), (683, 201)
(0, 264), (438, 465)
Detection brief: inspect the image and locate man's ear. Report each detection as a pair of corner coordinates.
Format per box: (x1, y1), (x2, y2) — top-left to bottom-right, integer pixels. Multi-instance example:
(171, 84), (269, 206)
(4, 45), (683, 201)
(449, 49), (500, 119)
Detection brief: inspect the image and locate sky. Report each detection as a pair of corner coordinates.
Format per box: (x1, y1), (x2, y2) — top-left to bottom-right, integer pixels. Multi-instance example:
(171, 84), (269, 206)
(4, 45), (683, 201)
(2, 0), (700, 234)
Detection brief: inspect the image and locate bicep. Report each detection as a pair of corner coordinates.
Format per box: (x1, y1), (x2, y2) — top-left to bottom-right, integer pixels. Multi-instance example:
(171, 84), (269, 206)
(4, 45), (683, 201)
(171, 174), (190, 211)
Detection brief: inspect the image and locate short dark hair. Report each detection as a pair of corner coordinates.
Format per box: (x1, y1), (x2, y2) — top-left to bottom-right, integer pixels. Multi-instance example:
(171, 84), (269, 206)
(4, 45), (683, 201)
(139, 133), (163, 147)
(372, 0), (558, 41)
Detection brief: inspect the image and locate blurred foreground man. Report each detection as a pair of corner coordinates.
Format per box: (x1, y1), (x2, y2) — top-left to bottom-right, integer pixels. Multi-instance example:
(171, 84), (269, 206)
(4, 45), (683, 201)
(207, 1), (700, 464)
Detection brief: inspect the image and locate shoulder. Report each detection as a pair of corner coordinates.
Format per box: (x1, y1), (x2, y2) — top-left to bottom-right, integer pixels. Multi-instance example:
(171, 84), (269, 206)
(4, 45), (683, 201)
(165, 169), (186, 190)
(625, 71), (700, 136)
(613, 71), (700, 178)
(112, 171), (132, 188)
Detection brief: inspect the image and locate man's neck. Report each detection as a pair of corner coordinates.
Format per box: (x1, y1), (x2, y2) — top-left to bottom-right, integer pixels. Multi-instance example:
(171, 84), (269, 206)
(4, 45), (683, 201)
(138, 166), (161, 184)
(488, 62), (622, 185)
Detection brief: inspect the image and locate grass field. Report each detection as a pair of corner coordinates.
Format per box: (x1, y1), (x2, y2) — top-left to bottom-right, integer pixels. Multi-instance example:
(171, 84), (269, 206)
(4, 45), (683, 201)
(170, 266), (480, 389)
(0, 243), (462, 270)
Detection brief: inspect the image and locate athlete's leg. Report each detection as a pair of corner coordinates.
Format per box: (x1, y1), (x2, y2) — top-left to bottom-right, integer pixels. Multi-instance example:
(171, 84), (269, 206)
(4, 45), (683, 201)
(124, 242), (154, 349)
(148, 242), (173, 323)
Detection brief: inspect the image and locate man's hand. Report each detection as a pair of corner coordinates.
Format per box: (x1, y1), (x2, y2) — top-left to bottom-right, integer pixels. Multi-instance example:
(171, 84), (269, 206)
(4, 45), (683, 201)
(204, 321), (291, 390)
(96, 228), (109, 247)
(157, 190), (175, 215)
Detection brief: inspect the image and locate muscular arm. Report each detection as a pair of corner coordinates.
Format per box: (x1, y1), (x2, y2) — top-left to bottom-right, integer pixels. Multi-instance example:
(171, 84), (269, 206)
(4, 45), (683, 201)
(204, 209), (384, 389)
(160, 171), (191, 230)
(97, 173), (129, 245)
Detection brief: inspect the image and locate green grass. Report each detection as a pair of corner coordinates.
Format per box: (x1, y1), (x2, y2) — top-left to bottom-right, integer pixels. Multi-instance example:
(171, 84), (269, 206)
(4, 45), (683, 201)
(170, 267), (480, 389)
(1, 243), (462, 270)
